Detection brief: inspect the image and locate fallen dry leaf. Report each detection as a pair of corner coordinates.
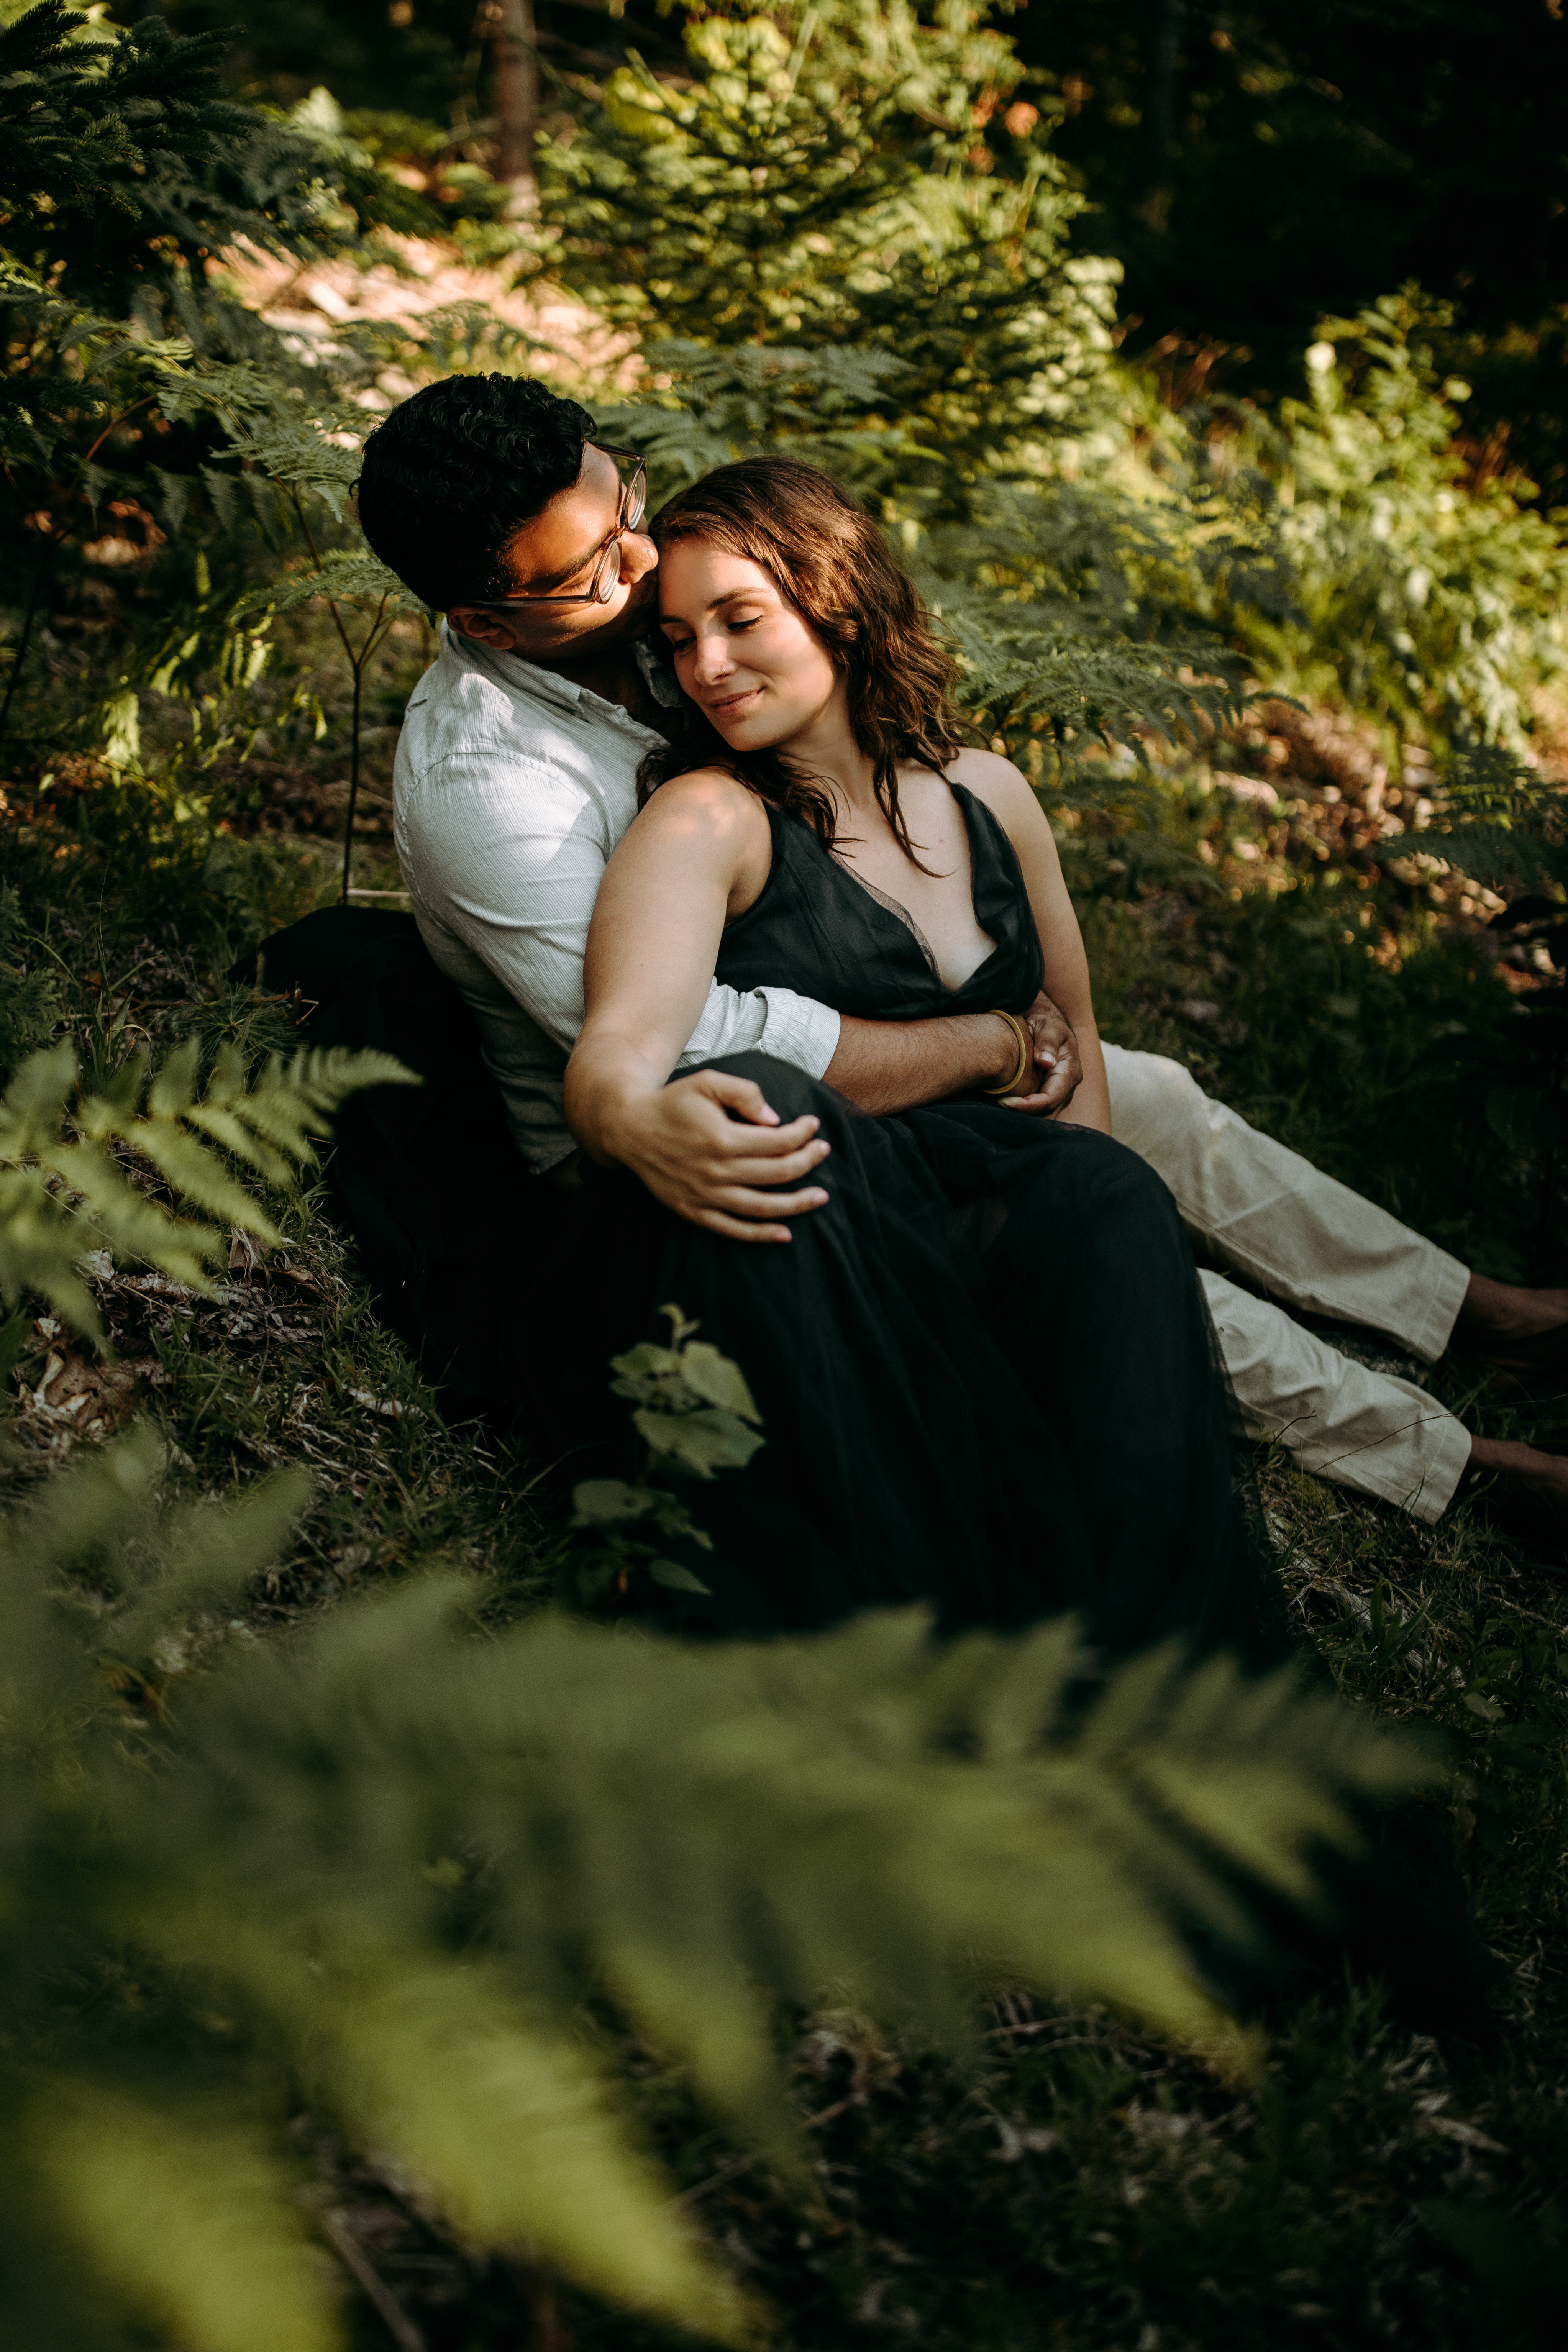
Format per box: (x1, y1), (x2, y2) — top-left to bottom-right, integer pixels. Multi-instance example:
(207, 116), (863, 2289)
(15, 1348), (162, 1454)
(229, 1226), (270, 1275)
(1423, 2114), (1509, 2155)
(348, 1388), (410, 1421)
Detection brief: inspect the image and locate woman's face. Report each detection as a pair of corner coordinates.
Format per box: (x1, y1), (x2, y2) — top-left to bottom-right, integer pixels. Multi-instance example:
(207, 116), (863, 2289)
(656, 539), (842, 751)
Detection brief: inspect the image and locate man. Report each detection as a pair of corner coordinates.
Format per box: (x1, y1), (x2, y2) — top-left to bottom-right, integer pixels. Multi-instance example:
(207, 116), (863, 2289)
(356, 371), (1568, 1543)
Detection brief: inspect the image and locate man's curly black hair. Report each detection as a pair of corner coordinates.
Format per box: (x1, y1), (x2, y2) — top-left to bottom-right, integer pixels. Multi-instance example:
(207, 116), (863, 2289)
(356, 372), (596, 611)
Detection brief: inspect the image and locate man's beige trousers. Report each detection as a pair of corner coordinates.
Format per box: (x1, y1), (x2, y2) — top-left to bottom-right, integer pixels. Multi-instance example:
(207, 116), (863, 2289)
(1104, 1045), (1473, 1524)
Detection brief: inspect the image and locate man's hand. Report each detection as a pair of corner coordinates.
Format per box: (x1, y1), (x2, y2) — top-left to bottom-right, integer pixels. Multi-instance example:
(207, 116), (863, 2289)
(825, 995), (1083, 1117)
(999, 990), (1083, 1116)
(600, 1067), (832, 1242)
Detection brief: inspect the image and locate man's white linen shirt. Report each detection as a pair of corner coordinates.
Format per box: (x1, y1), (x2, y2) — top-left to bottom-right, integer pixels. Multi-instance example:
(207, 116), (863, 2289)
(392, 622), (842, 1172)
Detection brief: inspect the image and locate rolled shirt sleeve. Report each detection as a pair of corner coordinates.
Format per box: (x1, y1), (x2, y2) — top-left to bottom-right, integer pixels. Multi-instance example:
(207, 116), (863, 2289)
(402, 747), (840, 1071)
(677, 976), (840, 1079)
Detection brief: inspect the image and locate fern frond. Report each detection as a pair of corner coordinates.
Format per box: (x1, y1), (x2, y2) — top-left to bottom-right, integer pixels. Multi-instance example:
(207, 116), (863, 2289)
(171, 1585), (1432, 2158)
(232, 550), (426, 626)
(168, 1922), (755, 2345)
(930, 575), (1250, 750)
(35, 2093), (336, 2352)
(1430, 822), (1567, 895)
(0, 1037), (417, 1341)
(108, 1468), (313, 1665)
(0, 1432), (1436, 2344)
(5, 1422), (310, 1684)
(218, 407), (366, 515)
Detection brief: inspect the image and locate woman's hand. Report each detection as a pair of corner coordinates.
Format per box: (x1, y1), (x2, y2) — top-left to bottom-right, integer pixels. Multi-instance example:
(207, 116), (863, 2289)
(597, 1066), (832, 1243)
(945, 750), (1112, 1132)
(998, 991), (1083, 1116)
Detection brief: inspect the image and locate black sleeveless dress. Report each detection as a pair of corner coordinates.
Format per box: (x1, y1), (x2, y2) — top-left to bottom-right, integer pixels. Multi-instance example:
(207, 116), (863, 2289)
(526, 785), (1292, 1668)
(719, 781), (1048, 1027)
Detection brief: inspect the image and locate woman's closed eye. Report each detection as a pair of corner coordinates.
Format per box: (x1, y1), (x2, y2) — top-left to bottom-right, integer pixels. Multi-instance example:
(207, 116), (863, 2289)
(659, 610), (767, 650)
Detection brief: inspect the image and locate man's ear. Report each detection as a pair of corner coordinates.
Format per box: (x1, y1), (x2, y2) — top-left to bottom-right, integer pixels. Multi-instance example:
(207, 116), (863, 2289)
(447, 604), (517, 650)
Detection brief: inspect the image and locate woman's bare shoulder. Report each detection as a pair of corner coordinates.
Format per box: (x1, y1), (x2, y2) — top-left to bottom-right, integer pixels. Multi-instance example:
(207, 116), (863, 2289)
(632, 767), (769, 839)
(946, 745), (1043, 828)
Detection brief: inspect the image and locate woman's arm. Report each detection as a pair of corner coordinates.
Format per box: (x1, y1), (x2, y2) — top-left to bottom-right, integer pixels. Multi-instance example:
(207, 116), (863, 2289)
(566, 773), (835, 1242)
(948, 747), (1112, 1133)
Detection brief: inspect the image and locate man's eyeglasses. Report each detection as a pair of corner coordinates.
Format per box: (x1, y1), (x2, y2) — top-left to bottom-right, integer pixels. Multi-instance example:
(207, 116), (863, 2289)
(472, 444), (647, 609)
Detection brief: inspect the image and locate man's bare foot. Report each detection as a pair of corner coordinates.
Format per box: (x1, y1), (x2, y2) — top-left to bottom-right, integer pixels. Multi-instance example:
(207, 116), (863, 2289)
(1466, 1434), (1568, 1557)
(1454, 1274), (1568, 1371)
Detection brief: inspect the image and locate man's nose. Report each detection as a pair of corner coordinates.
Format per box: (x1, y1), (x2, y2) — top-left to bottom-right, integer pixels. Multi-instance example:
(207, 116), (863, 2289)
(617, 530), (658, 586)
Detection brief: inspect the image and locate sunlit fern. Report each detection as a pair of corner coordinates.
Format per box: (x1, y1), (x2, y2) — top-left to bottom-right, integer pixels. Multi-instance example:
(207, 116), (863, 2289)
(0, 1036), (416, 1342)
(0, 1422), (1432, 2351)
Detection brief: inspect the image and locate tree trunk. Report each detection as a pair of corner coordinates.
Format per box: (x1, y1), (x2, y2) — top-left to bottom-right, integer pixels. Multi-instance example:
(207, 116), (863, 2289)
(492, 0), (538, 208)
(1146, 0), (1185, 169)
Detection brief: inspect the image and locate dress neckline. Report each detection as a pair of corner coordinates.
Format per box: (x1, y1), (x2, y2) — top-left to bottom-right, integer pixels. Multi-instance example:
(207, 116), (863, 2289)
(827, 779), (1000, 996)
(713, 769), (1045, 1026)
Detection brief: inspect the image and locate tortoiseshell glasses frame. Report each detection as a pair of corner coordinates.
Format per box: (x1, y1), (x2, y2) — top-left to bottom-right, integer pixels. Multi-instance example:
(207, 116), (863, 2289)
(467, 445), (648, 609)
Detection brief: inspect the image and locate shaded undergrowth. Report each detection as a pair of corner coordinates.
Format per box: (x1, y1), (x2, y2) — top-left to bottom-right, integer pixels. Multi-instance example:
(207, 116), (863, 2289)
(292, 1421), (1567, 2352)
(4, 734), (1568, 2350)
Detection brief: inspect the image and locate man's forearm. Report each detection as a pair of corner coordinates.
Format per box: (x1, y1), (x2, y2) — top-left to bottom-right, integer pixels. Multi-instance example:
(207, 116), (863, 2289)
(824, 1012), (1019, 1114)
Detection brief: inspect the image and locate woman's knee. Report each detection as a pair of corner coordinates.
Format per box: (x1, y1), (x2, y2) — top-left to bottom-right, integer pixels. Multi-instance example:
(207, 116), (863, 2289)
(687, 1050), (856, 1137)
(1044, 1129), (1185, 1262)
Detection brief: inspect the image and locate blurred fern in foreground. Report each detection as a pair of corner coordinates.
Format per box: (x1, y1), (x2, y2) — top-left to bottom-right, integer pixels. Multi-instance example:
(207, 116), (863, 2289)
(0, 1036), (415, 1342)
(0, 1424), (1429, 2349)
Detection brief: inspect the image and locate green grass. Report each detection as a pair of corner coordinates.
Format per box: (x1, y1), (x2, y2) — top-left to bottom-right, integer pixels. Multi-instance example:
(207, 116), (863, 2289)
(5, 1197), (553, 1675)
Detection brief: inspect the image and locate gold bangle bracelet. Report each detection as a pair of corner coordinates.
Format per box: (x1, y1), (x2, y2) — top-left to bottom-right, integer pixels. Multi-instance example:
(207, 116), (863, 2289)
(981, 1009), (1032, 1096)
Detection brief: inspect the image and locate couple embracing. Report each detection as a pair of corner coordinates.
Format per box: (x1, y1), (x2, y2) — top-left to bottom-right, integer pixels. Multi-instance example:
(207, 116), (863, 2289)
(354, 372), (1568, 1660)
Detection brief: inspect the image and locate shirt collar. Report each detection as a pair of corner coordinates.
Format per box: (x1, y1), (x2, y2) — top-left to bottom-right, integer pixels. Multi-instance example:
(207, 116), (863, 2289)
(440, 619), (678, 736)
(441, 618), (585, 717)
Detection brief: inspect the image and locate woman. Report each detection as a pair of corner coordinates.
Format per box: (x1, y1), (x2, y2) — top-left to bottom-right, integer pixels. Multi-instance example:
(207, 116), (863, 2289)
(564, 458), (1289, 1667)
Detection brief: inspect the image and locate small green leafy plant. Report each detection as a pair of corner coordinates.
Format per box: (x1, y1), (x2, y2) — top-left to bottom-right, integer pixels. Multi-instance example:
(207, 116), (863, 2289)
(569, 1302), (766, 1606)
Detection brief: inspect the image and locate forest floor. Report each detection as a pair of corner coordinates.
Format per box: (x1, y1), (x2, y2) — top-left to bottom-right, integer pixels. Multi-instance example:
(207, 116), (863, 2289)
(4, 650), (1568, 2349)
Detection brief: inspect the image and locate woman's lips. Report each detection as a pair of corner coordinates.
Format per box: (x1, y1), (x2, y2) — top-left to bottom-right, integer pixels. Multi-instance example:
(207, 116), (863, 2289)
(704, 686), (762, 720)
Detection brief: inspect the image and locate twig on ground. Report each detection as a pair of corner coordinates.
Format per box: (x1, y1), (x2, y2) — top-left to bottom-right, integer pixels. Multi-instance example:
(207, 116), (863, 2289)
(320, 2207), (428, 2352)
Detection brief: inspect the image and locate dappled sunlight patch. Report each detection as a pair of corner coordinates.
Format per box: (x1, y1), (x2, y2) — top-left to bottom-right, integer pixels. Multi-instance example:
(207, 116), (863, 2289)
(216, 233), (640, 405)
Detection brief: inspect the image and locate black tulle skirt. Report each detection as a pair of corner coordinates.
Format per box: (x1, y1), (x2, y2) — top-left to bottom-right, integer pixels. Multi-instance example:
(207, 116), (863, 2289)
(524, 1053), (1294, 1670)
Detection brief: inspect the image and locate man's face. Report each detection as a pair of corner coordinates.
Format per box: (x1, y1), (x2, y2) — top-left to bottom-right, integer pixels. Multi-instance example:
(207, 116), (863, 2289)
(446, 442), (659, 665)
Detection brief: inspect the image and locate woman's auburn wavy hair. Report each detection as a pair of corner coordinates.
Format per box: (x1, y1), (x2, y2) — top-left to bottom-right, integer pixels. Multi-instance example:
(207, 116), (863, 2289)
(635, 456), (968, 868)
